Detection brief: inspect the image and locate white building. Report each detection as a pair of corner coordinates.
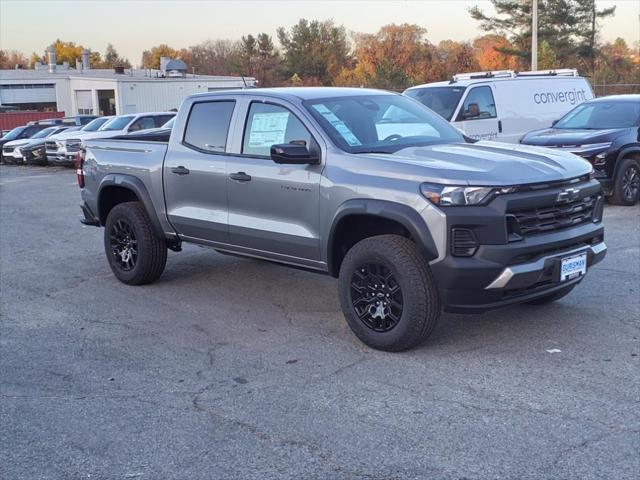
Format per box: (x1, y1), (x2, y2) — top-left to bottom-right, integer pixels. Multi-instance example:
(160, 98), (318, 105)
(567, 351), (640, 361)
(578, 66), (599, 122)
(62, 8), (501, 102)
(0, 51), (255, 116)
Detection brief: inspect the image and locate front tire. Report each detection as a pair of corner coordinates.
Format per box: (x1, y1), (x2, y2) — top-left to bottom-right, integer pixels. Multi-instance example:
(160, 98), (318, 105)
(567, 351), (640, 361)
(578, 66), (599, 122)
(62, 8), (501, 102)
(104, 201), (167, 285)
(610, 158), (640, 206)
(338, 235), (441, 352)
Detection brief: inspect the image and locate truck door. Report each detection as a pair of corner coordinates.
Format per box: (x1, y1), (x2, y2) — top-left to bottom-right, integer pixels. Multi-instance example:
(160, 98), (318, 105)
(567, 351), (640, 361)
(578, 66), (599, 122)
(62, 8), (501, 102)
(163, 99), (236, 243)
(452, 85), (500, 141)
(225, 99), (323, 265)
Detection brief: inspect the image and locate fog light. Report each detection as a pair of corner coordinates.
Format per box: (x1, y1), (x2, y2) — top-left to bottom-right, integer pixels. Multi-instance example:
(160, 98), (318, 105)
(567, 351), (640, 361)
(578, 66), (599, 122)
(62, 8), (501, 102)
(451, 228), (478, 257)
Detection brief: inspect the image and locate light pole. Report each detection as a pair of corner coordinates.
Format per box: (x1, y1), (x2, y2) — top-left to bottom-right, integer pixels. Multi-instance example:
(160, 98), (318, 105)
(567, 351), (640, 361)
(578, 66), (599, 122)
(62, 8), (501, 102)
(531, 0), (538, 70)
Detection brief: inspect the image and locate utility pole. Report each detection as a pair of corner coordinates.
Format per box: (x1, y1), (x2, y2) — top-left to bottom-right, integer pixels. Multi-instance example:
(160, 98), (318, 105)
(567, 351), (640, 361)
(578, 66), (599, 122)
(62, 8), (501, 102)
(531, 0), (538, 70)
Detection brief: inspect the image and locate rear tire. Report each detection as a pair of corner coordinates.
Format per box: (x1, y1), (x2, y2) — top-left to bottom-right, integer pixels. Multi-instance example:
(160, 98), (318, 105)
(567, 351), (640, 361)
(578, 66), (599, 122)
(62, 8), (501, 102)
(338, 235), (441, 352)
(526, 284), (576, 305)
(104, 201), (167, 285)
(610, 158), (640, 206)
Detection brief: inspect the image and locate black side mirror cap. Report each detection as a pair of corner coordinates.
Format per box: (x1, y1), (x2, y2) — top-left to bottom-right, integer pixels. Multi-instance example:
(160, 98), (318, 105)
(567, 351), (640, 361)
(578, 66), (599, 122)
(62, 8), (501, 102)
(270, 143), (319, 165)
(551, 119), (559, 126)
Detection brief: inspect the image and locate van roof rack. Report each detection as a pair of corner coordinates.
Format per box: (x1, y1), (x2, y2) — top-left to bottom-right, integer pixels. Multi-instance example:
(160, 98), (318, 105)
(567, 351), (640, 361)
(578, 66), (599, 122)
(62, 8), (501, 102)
(450, 69), (579, 83)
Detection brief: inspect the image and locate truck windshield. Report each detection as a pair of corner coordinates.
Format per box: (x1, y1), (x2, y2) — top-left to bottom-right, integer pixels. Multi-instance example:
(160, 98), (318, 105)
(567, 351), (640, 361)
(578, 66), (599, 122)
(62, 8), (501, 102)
(304, 94), (464, 154)
(31, 127), (57, 139)
(404, 86), (466, 120)
(555, 101), (640, 129)
(101, 115), (134, 131)
(82, 117), (110, 132)
(2, 126), (26, 141)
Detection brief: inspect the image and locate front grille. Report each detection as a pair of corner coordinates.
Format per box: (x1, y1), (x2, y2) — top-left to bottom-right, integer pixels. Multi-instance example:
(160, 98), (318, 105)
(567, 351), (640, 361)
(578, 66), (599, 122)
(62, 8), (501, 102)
(509, 195), (597, 236)
(3, 147), (13, 155)
(66, 140), (81, 152)
(45, 140), (57, 151)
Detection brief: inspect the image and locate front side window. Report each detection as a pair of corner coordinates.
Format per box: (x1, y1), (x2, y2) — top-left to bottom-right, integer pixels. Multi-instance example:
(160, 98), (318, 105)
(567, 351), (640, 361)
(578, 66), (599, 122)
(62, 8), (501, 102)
(183, 101), (235, 153)
(456, 86), (497, 121)
(555, 101), (640, 129)
(102, 115), (135, 131)
(304, 94), (464, 154)
(404, 86), (466, 121)
(242, 103), (313, 157)
(129, 117), (156, 132)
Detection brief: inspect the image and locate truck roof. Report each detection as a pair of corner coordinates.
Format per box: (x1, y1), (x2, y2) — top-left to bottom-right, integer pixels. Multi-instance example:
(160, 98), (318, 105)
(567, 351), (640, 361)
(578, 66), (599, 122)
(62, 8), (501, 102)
(189, 87), (397, 102)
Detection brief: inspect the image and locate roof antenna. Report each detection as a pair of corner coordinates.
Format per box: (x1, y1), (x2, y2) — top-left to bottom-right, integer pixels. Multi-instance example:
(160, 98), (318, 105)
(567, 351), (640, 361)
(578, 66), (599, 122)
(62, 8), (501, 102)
(241, 75), (248, 88)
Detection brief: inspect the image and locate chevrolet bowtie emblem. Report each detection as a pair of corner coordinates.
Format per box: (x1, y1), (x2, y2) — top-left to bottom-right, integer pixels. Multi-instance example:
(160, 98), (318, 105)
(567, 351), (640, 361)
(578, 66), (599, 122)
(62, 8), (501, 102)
(557, 187), (580, 203)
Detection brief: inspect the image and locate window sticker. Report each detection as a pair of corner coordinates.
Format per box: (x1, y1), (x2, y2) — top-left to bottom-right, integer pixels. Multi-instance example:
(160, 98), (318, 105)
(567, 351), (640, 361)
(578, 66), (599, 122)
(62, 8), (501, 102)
(248, 111), (289, 148)
(312, 104), (362, 146)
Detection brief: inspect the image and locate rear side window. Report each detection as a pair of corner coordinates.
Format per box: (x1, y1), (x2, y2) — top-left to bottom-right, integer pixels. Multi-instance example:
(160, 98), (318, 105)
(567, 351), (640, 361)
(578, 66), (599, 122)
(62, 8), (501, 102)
(242, 102), (312, 157)
(456, 86), (497, 121)
(154, 115), (175, 127)
(183, 101), (235, 153)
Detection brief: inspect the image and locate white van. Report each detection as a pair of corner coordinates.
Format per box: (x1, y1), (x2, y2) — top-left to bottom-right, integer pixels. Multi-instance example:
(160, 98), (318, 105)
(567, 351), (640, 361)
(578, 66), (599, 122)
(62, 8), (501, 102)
(404, 69), (594, 143)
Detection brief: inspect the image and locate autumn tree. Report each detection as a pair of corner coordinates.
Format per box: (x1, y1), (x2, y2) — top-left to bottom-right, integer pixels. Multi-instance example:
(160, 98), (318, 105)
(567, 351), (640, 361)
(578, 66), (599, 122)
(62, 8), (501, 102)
(141, 44), (178, 69)
(0, 50), (28, 69)
(103, 44), (131, 68)
(336, 24), (440, 89)
(473, 34), (519, 71)
(469, 0), (615, 70)
(186, 39), (242, 76)
(438, 40), (480, 78)
(277, 19), (351, 85)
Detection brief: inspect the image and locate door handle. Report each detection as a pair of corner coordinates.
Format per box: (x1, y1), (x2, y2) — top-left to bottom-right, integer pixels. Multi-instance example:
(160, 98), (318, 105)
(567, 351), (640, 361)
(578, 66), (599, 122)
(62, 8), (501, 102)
(498, 120), (503, 133)
(229, 172), (251, 182)
(171, 166), (190, 175)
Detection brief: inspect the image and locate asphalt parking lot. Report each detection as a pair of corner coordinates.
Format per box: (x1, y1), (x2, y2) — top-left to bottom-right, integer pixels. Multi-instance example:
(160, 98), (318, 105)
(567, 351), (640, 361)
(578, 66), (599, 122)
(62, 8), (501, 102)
(1, 164), (638, 480)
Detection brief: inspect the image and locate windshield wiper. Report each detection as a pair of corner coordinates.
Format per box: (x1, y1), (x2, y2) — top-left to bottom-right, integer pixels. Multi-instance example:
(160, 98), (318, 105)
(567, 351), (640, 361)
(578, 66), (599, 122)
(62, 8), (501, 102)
(353, 150), (394, 154)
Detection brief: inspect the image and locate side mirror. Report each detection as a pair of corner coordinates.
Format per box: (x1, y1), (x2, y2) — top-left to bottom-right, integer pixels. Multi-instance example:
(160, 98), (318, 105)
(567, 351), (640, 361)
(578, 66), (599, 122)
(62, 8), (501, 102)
(270, 143), (319, 165)
(551, 119), (559, 126)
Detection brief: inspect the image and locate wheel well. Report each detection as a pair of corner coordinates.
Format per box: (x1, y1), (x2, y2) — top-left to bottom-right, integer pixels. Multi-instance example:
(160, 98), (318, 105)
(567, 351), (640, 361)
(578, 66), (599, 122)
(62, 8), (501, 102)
(622, 151), (640, 163)
(98, 186), (139, 224)
(329, 214), (411, 277)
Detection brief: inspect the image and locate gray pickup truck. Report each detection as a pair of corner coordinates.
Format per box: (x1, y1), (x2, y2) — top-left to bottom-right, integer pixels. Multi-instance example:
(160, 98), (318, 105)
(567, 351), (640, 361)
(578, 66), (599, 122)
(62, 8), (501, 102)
(78, 87), (606, 351)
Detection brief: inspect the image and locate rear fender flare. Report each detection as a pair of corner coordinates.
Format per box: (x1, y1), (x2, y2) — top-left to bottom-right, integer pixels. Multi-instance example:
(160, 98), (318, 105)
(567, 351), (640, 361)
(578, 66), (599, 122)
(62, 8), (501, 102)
(98, 174), (165, 238)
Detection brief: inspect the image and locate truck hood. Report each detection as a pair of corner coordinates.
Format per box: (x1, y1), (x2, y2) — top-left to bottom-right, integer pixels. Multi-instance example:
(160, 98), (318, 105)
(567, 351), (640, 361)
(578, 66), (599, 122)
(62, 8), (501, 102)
(76, 130), (126, 141)
(50, 129), (87, 141)
(521, 127), (626, 147)
(3, 138), (32, 149)
(362, 141), (591, 186)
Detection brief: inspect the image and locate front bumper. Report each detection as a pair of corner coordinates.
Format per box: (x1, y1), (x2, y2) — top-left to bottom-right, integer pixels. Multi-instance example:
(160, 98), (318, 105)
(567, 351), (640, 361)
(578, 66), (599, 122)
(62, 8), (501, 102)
(430, 178), (606, 313)
(433, 221), (605, 313)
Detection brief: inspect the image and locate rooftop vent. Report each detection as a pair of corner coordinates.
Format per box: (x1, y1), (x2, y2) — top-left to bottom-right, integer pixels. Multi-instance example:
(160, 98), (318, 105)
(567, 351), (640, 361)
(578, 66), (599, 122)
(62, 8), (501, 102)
(47, 46), (56, 73)
(114, 65), (125, 74)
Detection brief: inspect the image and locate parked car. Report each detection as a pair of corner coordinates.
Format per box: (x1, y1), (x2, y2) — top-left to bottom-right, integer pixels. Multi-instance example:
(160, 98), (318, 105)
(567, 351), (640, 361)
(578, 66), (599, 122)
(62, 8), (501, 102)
(78, 87), (606, 351)
(404, 69), (594, 143)
(60, 115), (99, 126)
(521, 95), (640, 206)
(0, 123), (50, 163)
(116, 116), (175, 142)
(63, 113), (175, 156)
(46, 116), (114, 165)
(19, 126), (78, 165)
(2, 125), (68, 164)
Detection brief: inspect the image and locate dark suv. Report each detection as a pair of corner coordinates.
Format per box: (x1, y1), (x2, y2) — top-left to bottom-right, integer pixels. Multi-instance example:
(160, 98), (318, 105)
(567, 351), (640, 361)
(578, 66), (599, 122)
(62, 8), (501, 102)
(521, 95), (640, 206)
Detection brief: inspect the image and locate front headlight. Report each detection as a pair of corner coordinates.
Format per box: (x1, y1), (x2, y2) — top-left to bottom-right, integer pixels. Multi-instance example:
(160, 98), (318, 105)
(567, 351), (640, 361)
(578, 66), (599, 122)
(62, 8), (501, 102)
(420, 183), (502, 206)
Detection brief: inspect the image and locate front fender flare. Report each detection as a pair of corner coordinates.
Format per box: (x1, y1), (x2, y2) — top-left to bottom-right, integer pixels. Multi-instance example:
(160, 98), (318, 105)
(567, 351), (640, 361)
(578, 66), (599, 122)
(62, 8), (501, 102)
(327, 199), (439, 276)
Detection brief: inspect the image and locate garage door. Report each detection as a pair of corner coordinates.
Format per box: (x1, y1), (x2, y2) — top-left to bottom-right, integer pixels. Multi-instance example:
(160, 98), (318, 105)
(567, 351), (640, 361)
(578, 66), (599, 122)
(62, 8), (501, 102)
(0, 83), (56, 104)
(75, 90), (93, 115)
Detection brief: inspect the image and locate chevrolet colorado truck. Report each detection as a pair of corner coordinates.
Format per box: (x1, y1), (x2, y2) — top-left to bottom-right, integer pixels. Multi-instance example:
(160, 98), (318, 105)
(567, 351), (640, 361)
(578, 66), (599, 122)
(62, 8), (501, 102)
(78, 88), (607, 351)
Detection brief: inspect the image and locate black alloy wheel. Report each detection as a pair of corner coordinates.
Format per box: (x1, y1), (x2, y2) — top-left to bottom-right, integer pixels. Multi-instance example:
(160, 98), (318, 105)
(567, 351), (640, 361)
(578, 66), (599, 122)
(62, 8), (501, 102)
(350, 261), (404, 332)
(622, 163), (640, 203)
(109, 218), (138, 271)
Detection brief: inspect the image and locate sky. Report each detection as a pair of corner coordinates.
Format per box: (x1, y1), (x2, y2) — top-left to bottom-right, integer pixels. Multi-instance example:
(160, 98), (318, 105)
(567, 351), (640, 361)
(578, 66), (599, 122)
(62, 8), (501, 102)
(1, 0), (638, 67)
